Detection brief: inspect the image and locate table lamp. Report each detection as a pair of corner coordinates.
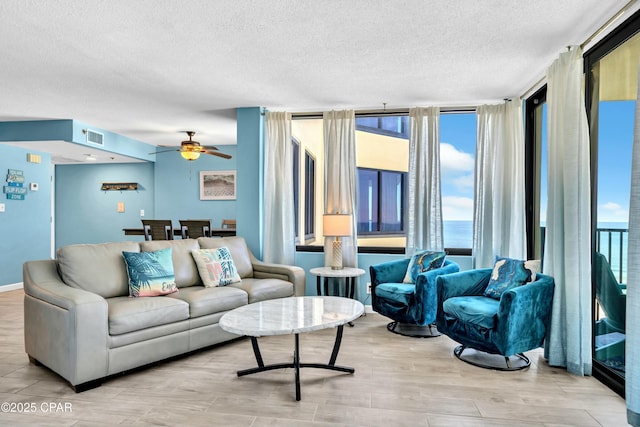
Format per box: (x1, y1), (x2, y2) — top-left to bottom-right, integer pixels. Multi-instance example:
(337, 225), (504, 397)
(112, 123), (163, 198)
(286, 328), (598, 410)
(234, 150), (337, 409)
(323, 213), (353, 269)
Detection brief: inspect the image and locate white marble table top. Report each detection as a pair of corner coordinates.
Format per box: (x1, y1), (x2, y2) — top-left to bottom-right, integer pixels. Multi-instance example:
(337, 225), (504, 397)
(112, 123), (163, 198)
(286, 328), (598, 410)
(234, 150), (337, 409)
(309, 266), (366, 278)
(219, 296), (364, 337)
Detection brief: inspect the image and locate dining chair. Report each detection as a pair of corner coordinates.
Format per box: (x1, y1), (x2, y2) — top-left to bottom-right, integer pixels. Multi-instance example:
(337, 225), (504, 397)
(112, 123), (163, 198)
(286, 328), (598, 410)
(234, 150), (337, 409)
(221, 219), (236, 229)
(141, 219), (174, 241)
(179, 219), (211, 239)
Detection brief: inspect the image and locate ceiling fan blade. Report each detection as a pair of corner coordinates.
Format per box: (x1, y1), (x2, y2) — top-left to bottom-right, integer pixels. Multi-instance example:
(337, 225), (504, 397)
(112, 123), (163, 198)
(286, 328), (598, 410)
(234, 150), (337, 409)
(200, 145), (219, 151)
(203, 150), (232, 159)
(150, 149), (180, 154)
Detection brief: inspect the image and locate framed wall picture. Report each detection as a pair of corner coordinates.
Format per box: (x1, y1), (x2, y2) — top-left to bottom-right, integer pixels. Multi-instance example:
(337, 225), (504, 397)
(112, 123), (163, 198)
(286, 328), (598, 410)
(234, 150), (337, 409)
(200, 170), (236, 200)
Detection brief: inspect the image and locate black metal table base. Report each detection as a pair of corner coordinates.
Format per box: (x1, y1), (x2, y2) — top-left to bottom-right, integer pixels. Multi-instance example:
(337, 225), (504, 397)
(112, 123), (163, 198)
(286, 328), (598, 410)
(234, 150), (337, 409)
(237, 325), (354, 401)
(316, 276), (356, 299)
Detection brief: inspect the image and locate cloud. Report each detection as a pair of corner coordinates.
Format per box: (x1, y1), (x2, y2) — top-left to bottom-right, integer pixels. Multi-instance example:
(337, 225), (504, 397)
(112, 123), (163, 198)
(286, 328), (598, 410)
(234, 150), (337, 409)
(442, 196), (474, 221)
(452, 173), (474, 192)
(440, 142), (474, 175)
(598, 201), (628, 223)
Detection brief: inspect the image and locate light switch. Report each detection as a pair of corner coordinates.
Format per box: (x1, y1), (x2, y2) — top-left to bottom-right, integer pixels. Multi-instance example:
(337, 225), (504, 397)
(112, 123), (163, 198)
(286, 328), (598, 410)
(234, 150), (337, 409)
(0, 203), (4, 212)
(117, 202), (125, 213)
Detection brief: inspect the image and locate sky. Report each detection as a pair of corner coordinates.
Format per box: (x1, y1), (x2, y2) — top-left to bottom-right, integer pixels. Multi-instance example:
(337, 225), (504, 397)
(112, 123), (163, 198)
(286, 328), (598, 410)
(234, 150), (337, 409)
(596, 100), (634, 225)
(439, 113), (477, 221)
(437, 101), (635, 227)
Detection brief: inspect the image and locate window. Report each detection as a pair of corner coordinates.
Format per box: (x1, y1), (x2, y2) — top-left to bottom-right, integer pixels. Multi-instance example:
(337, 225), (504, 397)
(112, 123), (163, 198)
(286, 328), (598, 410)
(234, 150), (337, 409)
(304, 151), (315, 239)
(439, 113), (477, 249)
(525, 88), (547, 260)
(357, 168), (406, 235)
(356, 116), (409, 139)
(292, 112), (476, 250)
(292, 139), (300, 238)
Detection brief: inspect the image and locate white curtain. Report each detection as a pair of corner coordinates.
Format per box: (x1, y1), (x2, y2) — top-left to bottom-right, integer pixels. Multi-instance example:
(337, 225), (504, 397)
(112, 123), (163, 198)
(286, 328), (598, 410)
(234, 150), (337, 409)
(472, 102), (526, 268)
(263, 111), (295, 264)
(323, 110), (358, 269)
(626, 57), (640, 427)
(407, 107), (443, 254)
(543, 46), (592, 376)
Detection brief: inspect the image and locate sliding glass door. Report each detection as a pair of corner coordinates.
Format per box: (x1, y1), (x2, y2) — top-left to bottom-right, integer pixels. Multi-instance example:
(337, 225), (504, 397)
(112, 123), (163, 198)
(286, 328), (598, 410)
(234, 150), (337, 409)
(585, 12), (640, 396)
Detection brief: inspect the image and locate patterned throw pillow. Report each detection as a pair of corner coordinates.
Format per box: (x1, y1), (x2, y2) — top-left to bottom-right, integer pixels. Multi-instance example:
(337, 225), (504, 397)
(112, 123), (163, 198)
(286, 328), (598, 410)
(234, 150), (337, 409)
(402, 250), (447, 284)
(483, 256), (539, 299)
(191, 247), (241, 287)
(122, 248), (178, 297)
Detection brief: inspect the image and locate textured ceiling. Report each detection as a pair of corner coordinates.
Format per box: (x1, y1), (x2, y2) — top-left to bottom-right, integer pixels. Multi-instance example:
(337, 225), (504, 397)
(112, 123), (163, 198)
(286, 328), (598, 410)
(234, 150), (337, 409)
(0, 0), (636, 153)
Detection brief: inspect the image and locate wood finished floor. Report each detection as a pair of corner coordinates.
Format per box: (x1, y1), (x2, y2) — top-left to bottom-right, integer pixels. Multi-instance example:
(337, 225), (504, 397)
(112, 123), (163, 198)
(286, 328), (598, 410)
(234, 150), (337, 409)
(0, 289), (628, 427)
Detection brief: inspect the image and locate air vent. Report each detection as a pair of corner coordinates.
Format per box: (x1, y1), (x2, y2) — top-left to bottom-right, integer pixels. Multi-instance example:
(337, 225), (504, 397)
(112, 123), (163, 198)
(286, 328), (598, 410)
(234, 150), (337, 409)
(85, 129), (104, 146)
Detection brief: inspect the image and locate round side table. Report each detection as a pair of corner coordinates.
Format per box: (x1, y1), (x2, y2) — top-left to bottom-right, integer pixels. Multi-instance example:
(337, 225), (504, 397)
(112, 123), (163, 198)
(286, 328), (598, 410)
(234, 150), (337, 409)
(309, 266), (366, 299)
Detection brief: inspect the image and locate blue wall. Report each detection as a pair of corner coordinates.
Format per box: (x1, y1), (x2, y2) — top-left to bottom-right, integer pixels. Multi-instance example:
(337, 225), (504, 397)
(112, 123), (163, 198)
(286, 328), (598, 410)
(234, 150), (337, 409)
(0, 120), (155, 162)
(55, 162), (155, 248)
(54, 145), (239, 250)
(154, 146), (237, 225)
(236, 107), (264, 257)
(0, 145), (52, 286)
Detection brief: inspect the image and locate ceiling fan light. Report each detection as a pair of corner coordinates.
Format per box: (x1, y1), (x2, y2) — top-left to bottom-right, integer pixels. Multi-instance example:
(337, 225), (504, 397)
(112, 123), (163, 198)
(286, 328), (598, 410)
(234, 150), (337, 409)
(181, 151), (200, 161)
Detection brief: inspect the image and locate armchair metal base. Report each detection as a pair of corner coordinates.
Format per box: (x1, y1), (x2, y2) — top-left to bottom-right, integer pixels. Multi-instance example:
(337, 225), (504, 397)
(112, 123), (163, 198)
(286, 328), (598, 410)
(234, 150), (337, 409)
(453, 346), (530, 371)
(386, 321), (441, 338)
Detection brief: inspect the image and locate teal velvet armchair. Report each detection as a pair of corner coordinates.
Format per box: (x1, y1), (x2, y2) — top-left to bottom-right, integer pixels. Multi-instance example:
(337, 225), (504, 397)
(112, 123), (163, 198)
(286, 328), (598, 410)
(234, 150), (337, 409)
(436, 268), (555, 370)
(370, 258), (460, 337)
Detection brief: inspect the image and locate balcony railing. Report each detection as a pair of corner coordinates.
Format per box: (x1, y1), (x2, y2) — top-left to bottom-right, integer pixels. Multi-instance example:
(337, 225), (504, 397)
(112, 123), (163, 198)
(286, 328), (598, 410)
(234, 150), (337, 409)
(540, 226), (628, 283)
(595, 227), (628, 284)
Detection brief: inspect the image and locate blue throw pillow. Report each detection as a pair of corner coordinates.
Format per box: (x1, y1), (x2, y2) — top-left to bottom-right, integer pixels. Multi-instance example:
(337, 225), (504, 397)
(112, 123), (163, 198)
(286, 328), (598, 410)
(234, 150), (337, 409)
(483, 256), (534, 299)
(402, 250), (446, 283)
(122, 248), (178, 297)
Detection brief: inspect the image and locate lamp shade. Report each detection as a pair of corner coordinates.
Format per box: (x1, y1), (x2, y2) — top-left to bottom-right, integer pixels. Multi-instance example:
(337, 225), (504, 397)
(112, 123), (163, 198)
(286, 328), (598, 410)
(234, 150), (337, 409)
(323, 214), (352, 237)
(181, 151), (200, 161)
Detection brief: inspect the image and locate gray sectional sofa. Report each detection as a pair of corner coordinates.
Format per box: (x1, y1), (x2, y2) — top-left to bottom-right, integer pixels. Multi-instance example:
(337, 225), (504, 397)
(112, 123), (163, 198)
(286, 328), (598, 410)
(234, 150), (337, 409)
(22, 236), (305, 391)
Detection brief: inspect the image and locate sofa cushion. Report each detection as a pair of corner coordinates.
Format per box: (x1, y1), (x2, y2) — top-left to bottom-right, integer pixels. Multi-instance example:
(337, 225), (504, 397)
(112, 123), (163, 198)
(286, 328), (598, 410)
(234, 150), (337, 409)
(197, 236), (254, 278)
(228, 278), (294, 303)
(57, 241), (140, 298)
(484, 257), (536, 299)
(375, 283), (415, 306)
(122, 248), (178, 297)
(168, 285), (248, 318)
(191, 247), (241, 287)
(140, 239), (201, 288)
(442, 296), (500, 330)
(107, 296), (190, 335)
(402, 250), (446, 284)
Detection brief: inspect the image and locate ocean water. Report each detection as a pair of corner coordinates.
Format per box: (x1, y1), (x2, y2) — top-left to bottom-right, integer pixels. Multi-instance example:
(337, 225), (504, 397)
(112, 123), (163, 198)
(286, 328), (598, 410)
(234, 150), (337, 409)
(443, 220), (473, 249)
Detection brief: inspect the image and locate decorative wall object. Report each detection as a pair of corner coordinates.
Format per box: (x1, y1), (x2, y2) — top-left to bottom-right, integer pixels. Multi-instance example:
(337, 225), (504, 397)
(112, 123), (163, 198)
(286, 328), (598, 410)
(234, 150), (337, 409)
(4, 169), (27, 200)
(101, 182), (138, 191)
(200, 170), (236, 200)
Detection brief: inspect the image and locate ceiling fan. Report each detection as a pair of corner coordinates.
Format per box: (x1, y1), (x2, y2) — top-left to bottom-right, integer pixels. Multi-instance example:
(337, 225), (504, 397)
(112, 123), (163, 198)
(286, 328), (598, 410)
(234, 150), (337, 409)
(152, 131), (232, 161)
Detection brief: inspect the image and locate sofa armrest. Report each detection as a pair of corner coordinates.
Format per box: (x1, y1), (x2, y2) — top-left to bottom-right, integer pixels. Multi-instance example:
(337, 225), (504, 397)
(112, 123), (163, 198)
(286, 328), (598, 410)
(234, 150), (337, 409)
(412, 260), (460, 324)
(23, 260), (106, 309)
(415, 260), (460, 301)
(250, 255), (306, 297)
(23, 260), (109, 387)
(495, 273), (555, 356)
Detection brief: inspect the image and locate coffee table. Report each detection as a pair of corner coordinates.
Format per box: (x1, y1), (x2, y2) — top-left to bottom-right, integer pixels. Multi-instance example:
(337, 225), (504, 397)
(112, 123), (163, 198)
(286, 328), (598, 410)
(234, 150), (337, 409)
(219, 296), (364, 401)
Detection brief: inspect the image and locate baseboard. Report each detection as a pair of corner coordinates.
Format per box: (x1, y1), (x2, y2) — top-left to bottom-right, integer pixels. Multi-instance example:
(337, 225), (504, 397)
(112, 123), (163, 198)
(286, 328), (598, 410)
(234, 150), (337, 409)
(365, 304), (375, 314)
(0, 282), (23, 292)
